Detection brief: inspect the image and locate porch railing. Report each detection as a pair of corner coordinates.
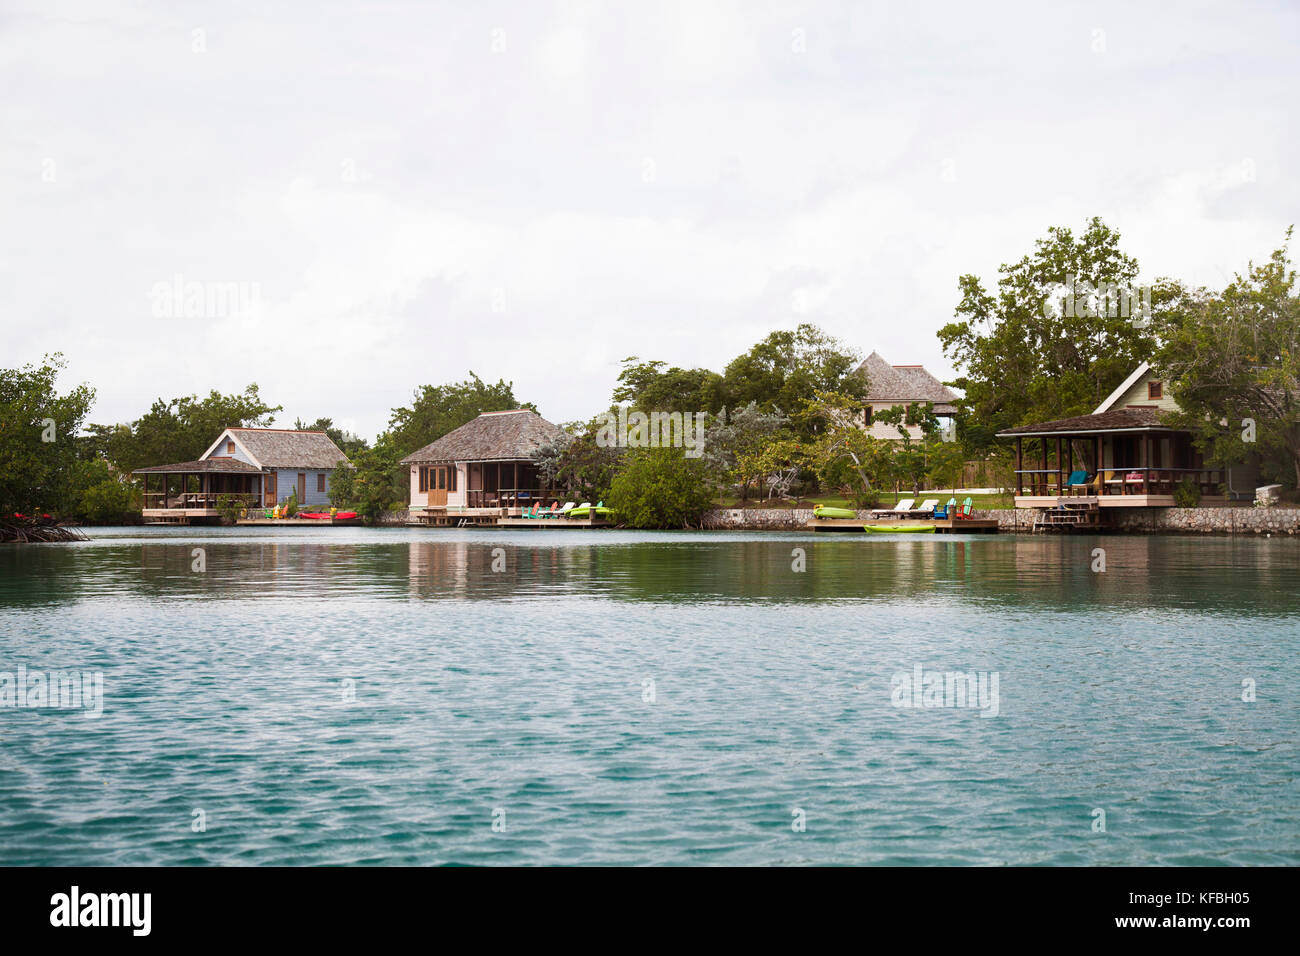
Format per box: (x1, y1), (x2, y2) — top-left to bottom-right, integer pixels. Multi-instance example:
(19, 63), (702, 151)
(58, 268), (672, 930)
(1013, 468), (1225, 498)
(143, 492), (258, 511)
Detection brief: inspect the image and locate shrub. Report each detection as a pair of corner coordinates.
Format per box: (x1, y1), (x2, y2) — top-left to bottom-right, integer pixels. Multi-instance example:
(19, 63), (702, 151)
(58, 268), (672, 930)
(216, 493), (247, 524)
(1173, 477), (1202, 508)
(607, 448), (714, 529)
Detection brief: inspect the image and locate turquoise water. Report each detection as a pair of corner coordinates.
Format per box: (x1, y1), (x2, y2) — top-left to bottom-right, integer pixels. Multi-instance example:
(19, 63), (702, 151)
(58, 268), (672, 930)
(1, 527), (1296, 866)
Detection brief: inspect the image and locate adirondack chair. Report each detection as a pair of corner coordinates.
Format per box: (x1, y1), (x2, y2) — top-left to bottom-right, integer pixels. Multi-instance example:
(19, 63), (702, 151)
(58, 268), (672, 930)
(933, 497), (957, 519)
(955, 496), (974, 519)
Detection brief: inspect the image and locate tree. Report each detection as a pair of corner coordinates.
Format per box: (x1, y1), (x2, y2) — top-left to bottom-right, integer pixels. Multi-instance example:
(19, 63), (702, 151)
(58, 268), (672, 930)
(796, 390), (892, 507)
(293, 416), (369, 458)
(0, 354), (95, 519)
(387, 373), (527, 455)
(722, 324), (865, 425)
(701, 402), (790, 499)
(328, 433), (405, 521)
(86, 384), (280, 472)
(606, 448), (715, 528)
(938, 217), (1157, 450)
(532, 418), (624, 502)
(1154, 232), (1300, 487)
(612, 358), (727, 413)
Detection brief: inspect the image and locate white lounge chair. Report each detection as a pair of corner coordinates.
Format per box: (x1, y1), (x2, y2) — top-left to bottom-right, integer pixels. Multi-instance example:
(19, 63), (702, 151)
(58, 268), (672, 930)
(553, 502), (576, 518)
(914, 499), (940, 518)
(870, 498), (915, 518)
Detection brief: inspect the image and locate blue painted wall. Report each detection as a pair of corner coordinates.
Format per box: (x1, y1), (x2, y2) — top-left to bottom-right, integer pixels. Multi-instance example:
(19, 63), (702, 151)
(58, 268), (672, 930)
(271, 467), (333, 507)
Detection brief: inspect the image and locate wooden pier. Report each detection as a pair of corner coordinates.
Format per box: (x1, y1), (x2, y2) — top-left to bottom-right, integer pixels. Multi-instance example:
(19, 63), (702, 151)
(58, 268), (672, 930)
(807, 517), (999, 534)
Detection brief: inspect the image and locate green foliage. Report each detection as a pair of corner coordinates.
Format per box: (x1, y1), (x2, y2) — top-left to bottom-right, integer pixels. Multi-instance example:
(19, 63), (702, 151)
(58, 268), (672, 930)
(613, 359), (727, 413)
(937, 217), (1157, 450)
(702, 403), (791, 498)
(84, 384), (280, 473)
(1173, 477), (1202, 508)
(329, 434), (406, 522)
(722, 324), (865, 422)
(216, 493), (248, 524)
(293, 416), (369, 458)
(532, 419), (624, 502)
(0, 354), (95, 517)
(75, 458), (140, 523)
(387, 373), (527, 455)
(607, 448), (715, 528)
(282, 489), (298, 518)
(1154, 231), (1300, 488)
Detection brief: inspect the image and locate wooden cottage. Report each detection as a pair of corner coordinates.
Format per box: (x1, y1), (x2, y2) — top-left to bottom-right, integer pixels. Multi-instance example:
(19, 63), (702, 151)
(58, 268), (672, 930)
(997, 362), (1257, 525)
(856, 351), (959, 440)
(401, 409), (565, 524)
(133, 427), (350, 523)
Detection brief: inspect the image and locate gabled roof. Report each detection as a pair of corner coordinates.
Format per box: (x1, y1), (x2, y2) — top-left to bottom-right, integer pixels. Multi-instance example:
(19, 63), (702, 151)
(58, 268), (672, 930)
(400, 409), (563, 464)
(857, 351), (958, 405)
(996, 407), (1173, 437)
(1095, 362), (1152, 413)
(202, 428), (349, 469)
(132, 458), (263, 475)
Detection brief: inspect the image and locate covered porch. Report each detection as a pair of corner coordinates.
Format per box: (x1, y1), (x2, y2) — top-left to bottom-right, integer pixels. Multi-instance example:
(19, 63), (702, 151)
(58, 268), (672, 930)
(998, 410), (1227, 509)
(133, 459), (265, 522)
(464, 459), (557, 512)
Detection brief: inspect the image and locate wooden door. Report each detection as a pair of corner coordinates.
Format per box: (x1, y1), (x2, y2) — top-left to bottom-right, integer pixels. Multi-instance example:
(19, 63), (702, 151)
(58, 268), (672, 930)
(264, 472), (277, 506)
(297, 472), (306, 502)
(428, 466), (448, 506)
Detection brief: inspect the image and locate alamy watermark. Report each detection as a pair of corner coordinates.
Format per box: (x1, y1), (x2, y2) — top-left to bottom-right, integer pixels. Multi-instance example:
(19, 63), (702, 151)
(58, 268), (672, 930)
(890, 664), (1000, 717)
(1, 665), (104, 718)
(1042, 277), (1152, 328)
(150, 273), (261, 319)
(595, 407), (706, 457)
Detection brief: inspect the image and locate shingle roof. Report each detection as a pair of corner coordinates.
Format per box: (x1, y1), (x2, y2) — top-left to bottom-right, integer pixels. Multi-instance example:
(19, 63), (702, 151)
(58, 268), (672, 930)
(132, 458), (263, 475)
(857, 351), (958, 405)
(997, 407), (1172, 436)
(400, 410), (564, 463)
(228, 428), (349, 468)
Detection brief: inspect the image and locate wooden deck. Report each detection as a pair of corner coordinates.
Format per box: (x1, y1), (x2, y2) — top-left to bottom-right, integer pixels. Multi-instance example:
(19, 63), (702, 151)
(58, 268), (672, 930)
(808, 517), (999, 533)
(497, 517), (613, 529)
(235, 517), (364, 526)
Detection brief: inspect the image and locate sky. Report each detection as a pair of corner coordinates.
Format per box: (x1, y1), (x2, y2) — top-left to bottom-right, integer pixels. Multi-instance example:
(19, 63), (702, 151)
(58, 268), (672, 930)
(2, 0), (1297, 440)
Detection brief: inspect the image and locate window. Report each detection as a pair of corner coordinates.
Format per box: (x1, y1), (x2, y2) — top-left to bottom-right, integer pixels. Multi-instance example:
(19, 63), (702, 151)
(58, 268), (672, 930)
(226, 441), (235, 454)
(864, 406), (873, 425)
(418, 467), (427, 492)
(317, 474), (325, 493)
(1148, 381), (1163, 400)
(437, 468), (446, 490)
(449, 467), (457, 492)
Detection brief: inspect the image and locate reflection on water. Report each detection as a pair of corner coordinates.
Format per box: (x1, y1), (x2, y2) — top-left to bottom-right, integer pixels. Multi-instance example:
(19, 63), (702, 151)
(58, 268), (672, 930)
(0, 527), (1297, 866)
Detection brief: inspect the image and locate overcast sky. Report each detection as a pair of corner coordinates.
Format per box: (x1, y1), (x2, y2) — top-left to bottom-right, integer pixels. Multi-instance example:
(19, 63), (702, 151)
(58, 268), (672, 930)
(2, 0), (1296, 439)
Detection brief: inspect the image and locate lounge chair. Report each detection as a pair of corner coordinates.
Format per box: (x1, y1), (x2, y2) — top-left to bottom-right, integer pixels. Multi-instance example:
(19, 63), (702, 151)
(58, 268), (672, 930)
(933, 497), (957, 519)
(545, 502), (576, 518)
(535, 502), (559, 518)
(520, 504), (539, 518)
(1065, 470), (1090, 495)
(914, 499), (940, 518)
(870, 498), (915, 518)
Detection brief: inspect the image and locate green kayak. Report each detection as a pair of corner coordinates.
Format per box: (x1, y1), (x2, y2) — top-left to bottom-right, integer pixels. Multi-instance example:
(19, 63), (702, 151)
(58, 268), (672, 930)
(863, 524), (935, 533)
(567, 505), (613, 519)
(813, 505), (858, 519)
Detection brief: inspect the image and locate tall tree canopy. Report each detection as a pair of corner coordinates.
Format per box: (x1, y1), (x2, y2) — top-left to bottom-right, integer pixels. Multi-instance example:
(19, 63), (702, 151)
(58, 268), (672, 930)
(85, 384), (280, 472)
(293, 416), (369, 458)
(1154, 232), (1300, 487)
(938, 217), (1157, 449)
(611, 324), (864, 439)
(0, 354), (95, 516)
(387, 372), (528, 454)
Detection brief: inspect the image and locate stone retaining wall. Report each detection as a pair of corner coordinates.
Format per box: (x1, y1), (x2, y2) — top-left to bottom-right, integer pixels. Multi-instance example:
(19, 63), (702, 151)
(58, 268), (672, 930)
(698, 506), (1300, 535)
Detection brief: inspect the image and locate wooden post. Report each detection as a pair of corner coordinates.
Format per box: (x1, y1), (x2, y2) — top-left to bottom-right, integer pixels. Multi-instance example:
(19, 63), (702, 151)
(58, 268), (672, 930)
(1143, 433), (1150, 494)
(1015, 437), (1023, 496)
(1040, 438), (1047, 496)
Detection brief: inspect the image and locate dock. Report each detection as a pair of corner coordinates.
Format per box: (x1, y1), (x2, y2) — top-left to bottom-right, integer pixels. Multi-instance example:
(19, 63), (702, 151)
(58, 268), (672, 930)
(807, 517), (999, 533)
(235, 517), (364, 526)
(497, 517), (614, 529)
